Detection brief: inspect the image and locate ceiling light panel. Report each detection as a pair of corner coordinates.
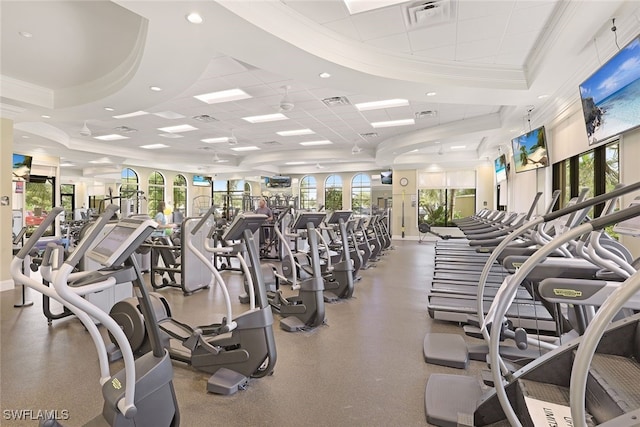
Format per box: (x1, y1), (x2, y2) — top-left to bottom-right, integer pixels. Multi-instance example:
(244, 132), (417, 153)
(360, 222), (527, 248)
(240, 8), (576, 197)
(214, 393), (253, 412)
(285, 161), (307, 165)
(299, 140), (333, 146)
(153, 111), (185, 119)
(194, 88), (252, 104)
(370, 119), (415, 128)
(112, 110), (148, 119)
(277, 128), (315, 136)
(451, 145), (467, 150)
(158, 124), (198, 133)
(93, 134), (129, 141)
(230, 146), (261, 151)
(141, 144), (169, 149)
(158, 133), (184, 139)
(201, 137), (230, 143)
(343, 0), (407, 14)
(355, 98), (409, 111)
(242, 113), (288, 123)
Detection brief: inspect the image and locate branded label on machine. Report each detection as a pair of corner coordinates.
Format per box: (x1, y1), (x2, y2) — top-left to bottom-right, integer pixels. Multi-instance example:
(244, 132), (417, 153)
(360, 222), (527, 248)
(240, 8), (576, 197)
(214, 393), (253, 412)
(524, 397), (573, 427)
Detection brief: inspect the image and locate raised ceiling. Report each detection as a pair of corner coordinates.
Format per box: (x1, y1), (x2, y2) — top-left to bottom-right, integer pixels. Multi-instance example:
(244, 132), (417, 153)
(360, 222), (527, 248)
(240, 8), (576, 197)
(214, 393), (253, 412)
(2, 0), (639, 180)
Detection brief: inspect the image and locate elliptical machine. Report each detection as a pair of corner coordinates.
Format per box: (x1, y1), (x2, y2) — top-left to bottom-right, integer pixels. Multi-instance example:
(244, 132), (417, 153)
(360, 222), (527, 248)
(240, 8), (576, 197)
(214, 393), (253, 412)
(110, 208), (277, 394)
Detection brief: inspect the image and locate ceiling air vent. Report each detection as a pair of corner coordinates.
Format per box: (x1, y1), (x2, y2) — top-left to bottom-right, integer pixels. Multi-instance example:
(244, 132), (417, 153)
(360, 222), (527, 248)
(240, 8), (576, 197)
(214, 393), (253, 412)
(192, 114), (218, 123)
(322, 96), (351, 107)
(114, 126), (138, 133)
(262, 140), (282, 146)
(359, 132), (378, 139)
(404, 0), (452, 29)
(415, 110), (438, 119)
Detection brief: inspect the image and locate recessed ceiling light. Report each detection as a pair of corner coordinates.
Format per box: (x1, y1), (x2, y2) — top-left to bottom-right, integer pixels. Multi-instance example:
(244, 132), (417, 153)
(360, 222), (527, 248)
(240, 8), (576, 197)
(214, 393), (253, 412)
(157, 124), (198, 133)
(230, 146), (261, 152)
(410, 149), (419, 152)
(21, 135), (30, 139)
(140, 143), (169, 149)
(285, 161), (307, 165)
(355, 99), (409, 111)
(153, 111), (186, 119)
(194, 88), (252, 104)
(60, 163), (75, 167)
(451, 145), (466, 150)
(41, 115), (51, 119)
(277, 128), (315, 136)
(94, 134), (129, 141)
(149, 86), (163, 92)
(104, 107), (115, 112)
(89, 158), (112, 164)
(370, 119), (415, 128)
(201, 137), (230, 144)
(242, 113), (288, 123)
(426, 92), (437, 97)
(537, 94), (549, 99)
(299, 140), (333, 146)
(319, 72), (331, 79)
(158, 133), (184, 139)
(434, 141), (441, 144)
(113, 110), (148, 119)
(19, 31), (33, 38)
(186, 12), (203, 24)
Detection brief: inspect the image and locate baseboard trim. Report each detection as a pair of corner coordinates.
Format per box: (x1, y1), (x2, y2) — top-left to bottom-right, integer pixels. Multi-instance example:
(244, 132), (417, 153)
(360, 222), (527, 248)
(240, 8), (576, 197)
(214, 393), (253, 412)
(0, 279), (15, 292)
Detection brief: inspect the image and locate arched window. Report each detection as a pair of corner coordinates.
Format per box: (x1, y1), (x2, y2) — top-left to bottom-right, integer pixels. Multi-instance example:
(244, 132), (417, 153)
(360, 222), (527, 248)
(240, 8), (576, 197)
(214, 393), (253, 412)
(299, 176), (317, 210)
(173, 174), (188, 217)
(351, 173), (371, 215)
(120, 168), (140, 215)
(325, 175), (343, 211)
(148, 171), (165, 216)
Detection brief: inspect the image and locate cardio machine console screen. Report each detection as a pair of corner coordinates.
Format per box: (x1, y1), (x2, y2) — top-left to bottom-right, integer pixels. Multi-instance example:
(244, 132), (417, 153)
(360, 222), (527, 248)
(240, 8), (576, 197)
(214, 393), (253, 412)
(223, 214), (267, 241)
(291, 212), (326, 230)
(88, 219), (157, 267)
(327, 210), (352, 225)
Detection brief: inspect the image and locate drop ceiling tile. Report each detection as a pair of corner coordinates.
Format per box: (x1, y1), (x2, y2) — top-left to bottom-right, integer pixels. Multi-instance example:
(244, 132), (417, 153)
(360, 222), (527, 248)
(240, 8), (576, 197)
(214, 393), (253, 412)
(513, 0), (558, 11)
(199, 56), (249, 78)
(322, 17), (362, 41)
(411, 45), (456, 61)
(456, 14), (509, 44)
(365, 32), (412, 53)
(407, 23), (457, 52)
(505, 5), (555, 35)
(456, 37), (501, 61)
(495, 50), (529, 67)
(283, 0), (350, 24)
(251, 69), (291, 84)
(457, 0), (515, 21)
(222, 72), (264, 89)
(350, 5), (406, 41)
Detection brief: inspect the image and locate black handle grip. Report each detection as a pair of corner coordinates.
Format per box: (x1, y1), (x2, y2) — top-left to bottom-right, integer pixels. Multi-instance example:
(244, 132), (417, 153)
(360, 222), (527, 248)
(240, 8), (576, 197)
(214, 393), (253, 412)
(15, 207), (65, 259)
(191, 205), (218, 235)
(543, 181), (640, 222)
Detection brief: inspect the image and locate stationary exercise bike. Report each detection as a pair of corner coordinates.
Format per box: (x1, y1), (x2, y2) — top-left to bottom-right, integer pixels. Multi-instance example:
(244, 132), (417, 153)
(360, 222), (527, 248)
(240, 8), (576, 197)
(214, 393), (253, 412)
(110, 208), (277, 394)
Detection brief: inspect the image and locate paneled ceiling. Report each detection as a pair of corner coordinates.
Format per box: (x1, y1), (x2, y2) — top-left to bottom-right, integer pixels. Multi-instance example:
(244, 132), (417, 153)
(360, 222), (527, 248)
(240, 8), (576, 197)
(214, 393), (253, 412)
(2, 0), (639, 181)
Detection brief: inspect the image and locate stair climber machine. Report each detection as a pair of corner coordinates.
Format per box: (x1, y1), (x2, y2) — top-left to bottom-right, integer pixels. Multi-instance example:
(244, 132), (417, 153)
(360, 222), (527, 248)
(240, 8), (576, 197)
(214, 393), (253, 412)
(11, 205), (180, 427)
(110, 207), (277, 395)
(269, 211), (328, 332)
(423, 181), (640, 427)
(147, 213), (214, 295)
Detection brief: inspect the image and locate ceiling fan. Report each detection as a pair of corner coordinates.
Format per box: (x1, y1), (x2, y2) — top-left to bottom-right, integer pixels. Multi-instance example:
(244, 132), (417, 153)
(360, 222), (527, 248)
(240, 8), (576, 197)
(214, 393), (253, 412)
(351, 142), (363, 154)
(278, 85), (294, 112)
(315, 162), (325, 169)
(228, 129), (238, 145)
(213, 152), (229, 163)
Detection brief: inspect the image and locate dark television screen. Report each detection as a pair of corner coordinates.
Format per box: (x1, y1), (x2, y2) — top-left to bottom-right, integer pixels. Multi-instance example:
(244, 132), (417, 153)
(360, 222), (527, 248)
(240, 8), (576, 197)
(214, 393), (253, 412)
(494, 154), (507, 182)
(193, 175), (211, 187)
(381, 171), (392, 185)
(266, 176), (291, 188)
(511, 126), (549, 173)
(12, 153), (32, 180)
(580, 35), (640, 145)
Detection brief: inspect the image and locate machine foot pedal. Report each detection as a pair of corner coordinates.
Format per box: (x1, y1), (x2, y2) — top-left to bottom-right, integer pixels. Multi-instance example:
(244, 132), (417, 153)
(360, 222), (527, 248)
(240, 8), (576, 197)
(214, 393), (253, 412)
(423, 333), (469, 369)
(323, 291), (339, 303)
(425, 374), (482, 427)
(207, 368), (248, 395)
(280, 316), (308, 332)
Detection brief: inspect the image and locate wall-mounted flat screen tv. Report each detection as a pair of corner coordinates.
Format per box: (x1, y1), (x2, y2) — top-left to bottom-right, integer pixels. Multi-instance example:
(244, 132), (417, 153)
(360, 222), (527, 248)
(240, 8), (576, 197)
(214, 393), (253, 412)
(13, 153), (33, 180)
(511, 126), (549, 173)
(494, 154), (507, 182)
(579, 35), (640, 145)
(266, 176), (291, 188)
(192, 175), (211, 187)
(380, 171), (392, 185)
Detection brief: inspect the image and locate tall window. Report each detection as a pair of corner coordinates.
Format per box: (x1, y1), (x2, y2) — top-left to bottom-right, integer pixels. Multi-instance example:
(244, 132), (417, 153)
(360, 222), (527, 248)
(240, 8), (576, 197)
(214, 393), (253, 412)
(173, 174), (188, 217)
(351, 173), (371, 215)
(148, 171), (165, 216)
(213, 179), (246, 218)
(417, 170), (476, 227)
(299, 176), (317, 210)
(60, 183), (75, 221)
(120, 168), (139, 214)
(25, 176), (55, 236)
(325, 175), (343, 211)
